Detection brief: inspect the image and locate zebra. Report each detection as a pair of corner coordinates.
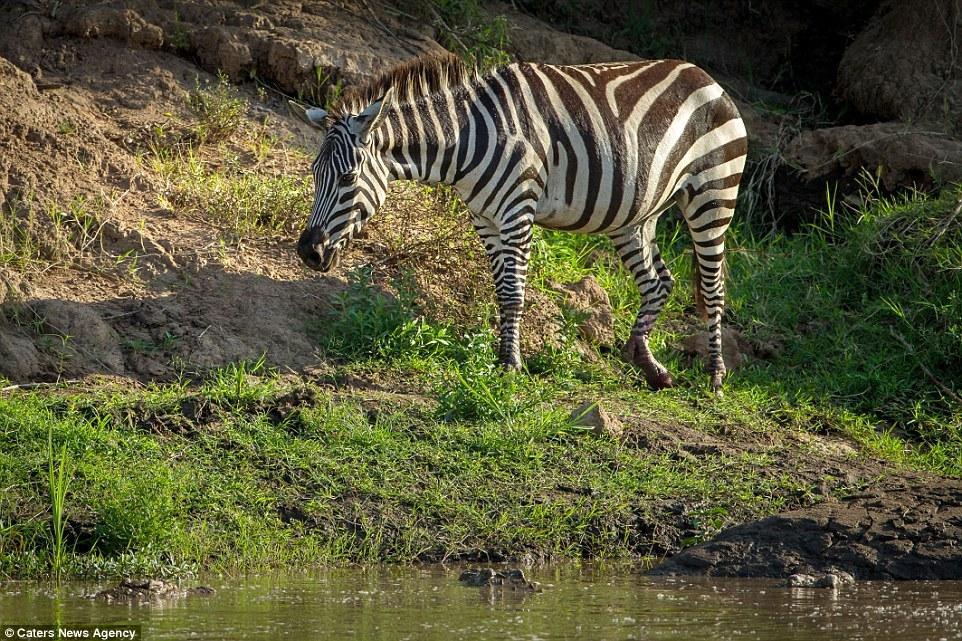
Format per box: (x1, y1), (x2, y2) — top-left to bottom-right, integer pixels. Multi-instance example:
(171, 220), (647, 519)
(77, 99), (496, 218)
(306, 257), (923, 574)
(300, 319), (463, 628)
(293, 52), (747, 393)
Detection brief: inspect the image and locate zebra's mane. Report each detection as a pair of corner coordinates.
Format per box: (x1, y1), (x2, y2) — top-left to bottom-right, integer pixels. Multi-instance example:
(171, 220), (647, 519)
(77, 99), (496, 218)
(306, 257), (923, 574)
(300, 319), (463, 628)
(332, 52), (480, 118)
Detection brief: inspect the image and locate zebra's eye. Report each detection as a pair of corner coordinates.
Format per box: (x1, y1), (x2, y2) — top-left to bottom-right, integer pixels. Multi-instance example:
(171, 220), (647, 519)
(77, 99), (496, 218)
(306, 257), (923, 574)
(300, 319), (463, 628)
(339, 172), (358, 186)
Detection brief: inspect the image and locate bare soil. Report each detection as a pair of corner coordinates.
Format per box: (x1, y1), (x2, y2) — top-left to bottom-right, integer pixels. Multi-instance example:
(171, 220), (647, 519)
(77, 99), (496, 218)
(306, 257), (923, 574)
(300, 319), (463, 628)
(0, 1), (489, 383)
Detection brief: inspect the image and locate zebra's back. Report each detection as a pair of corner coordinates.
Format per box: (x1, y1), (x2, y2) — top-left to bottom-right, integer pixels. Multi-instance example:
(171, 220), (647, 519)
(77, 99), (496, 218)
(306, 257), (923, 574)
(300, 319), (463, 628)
(492, 60), (746, 235)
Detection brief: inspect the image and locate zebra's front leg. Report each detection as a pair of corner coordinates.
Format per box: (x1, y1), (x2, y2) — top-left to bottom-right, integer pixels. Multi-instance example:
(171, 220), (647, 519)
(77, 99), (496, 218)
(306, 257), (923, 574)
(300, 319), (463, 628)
(612, 222), (675, 390)
(474, 214), (534, 370)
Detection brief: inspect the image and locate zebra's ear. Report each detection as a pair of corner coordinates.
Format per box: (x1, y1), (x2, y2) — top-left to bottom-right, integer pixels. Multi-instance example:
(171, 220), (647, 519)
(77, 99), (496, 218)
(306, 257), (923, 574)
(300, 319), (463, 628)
(350, 87), (394, 143)
(288, 100), (327, 130)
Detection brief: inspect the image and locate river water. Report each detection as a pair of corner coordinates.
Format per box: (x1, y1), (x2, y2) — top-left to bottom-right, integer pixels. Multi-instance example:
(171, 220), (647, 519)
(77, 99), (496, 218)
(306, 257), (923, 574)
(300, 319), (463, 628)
(2, 565), (962, 640)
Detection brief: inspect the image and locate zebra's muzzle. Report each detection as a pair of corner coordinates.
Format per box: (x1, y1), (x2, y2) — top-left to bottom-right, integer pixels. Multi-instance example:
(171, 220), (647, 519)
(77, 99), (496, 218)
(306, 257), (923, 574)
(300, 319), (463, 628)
(297, 227), (340, 272)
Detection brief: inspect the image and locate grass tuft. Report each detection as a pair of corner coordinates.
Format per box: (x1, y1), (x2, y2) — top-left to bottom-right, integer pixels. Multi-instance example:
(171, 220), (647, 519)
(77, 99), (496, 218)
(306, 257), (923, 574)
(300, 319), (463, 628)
(47, 426), (74, 577)
(187, 73), (246, 144)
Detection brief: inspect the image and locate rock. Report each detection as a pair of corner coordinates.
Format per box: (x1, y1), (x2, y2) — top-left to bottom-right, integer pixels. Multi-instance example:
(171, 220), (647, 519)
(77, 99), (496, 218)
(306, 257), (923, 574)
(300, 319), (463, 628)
(0, 11), (45, 70)
(837, 0), (962, 135)
(784, 123), (962, 191)
(459, 567), (497, 586)
(569, 402), (624, 440)
(189, 27), (253, 80)
(784, 571), (855, 589)
(92, 578), (214, 603)
(257, 37), (317, 94)
(787, 573), (817, 587)
(458, 567), (542, 592)
(558, 276), (616, 347)
(649, 480), (962, 580)
(0, 328), (41, 380)
(30, 300), (124, 373)
(62, 6), (164, 50)
(680, 326), (753, 370)
(494, 1), (639, 64)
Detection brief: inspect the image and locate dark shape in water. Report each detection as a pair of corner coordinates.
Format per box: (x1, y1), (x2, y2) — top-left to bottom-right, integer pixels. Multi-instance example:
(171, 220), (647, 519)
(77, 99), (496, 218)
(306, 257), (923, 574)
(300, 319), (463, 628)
(458, 567), (542, 592)
(92, 578), (216, 604)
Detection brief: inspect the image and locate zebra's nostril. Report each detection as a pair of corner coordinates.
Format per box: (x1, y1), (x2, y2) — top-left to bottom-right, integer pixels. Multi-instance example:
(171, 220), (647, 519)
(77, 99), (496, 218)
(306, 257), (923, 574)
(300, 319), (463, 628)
(296, 229), (325, 269)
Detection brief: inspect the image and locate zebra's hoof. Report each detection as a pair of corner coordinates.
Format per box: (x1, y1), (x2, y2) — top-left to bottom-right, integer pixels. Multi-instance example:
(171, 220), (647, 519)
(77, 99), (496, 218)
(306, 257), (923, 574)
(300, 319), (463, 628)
(711, 373), (725, 397)
(621, 336), (674, 390)
(645, 369), (675, 390)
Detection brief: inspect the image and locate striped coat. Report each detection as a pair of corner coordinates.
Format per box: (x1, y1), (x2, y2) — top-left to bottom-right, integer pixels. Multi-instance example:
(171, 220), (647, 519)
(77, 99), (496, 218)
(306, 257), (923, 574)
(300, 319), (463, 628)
(295, 54), (747, 392)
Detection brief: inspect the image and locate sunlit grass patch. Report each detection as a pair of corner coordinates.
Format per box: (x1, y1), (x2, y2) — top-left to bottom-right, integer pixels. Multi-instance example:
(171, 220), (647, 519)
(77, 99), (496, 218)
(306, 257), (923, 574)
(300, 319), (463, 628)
(142, 73), (313, 241)
(0, 368), (824, 577)
(187, 73), (246, 144)
(151, 146), (311, 239)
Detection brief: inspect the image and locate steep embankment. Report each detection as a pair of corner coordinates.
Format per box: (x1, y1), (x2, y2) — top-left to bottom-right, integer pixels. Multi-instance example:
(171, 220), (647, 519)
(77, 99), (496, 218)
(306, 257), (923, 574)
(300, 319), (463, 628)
(0, 1), (960, 580)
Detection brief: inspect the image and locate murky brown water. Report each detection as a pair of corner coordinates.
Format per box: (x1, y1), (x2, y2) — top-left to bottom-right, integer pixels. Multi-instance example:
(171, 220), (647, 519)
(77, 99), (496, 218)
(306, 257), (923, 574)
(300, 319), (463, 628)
(2, 565), (962, 640)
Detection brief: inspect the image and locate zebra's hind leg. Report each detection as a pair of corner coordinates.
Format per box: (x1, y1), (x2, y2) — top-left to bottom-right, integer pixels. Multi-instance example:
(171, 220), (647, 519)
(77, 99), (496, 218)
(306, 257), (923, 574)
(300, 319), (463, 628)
(473, 213), (534, 370)
(684, 199), (733, 396)
(612, 220), (674, 390)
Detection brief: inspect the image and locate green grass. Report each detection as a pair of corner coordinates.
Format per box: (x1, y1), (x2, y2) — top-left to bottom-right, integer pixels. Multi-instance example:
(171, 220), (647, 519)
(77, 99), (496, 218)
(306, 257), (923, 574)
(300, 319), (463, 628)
(0, 194), (114, 270)
(46, 426), (74, 577)
(414, 0), (511, 68)
(1, 165), (959, 578)
(187, 73), (246, 145)
(152, 146), (311, 239)
(0, 366), (814, 578)
(528, 183), (962, 468)
(145, 72), (312, 241)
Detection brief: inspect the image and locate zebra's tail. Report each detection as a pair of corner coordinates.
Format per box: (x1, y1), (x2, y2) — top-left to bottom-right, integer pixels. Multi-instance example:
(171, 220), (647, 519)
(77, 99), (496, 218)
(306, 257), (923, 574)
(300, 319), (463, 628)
(692, 251), (707, 321)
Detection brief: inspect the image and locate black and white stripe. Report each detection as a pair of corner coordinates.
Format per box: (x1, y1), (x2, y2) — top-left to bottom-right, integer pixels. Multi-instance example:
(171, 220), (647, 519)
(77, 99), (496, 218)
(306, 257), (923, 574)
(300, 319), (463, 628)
(295, 55), (747, 392)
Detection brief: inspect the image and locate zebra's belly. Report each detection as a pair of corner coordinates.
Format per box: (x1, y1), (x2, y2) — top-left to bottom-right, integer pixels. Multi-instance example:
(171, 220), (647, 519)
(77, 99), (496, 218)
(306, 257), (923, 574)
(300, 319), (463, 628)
(533, 186), (660, 235)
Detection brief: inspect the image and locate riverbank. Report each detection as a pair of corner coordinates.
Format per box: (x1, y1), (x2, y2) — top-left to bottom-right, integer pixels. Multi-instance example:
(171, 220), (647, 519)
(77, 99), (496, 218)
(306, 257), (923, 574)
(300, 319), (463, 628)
(3, 178), (961, 577)
(3, 182), (962, 580)
(0, 365), (928, 578)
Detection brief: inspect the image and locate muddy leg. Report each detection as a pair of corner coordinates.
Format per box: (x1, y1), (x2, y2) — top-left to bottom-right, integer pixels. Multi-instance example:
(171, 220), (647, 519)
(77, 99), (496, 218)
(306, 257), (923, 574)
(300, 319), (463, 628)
(612, 221), (674, 389)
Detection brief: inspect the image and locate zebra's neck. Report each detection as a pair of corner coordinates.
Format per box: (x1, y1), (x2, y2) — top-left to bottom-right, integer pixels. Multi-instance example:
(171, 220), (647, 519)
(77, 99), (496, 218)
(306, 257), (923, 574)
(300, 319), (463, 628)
(376, 78), (484, 187)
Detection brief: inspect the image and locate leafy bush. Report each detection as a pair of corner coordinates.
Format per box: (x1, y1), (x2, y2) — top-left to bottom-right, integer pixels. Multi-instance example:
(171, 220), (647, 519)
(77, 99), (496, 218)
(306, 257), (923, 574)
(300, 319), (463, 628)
(187, 73), (246, 144)
(414, 0), (510, 68)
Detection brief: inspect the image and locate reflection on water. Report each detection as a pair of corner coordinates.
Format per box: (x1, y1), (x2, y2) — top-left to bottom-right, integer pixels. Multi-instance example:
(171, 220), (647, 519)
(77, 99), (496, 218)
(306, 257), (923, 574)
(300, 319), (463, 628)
(3, 565), (962, 640)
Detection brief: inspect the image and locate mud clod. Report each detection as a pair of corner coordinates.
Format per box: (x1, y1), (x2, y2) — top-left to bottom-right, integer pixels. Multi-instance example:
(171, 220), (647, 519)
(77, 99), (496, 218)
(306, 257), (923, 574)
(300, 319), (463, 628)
(558, 276), (616, 347)
(651, 480), (962, 580)
(569, 402), (624, 441)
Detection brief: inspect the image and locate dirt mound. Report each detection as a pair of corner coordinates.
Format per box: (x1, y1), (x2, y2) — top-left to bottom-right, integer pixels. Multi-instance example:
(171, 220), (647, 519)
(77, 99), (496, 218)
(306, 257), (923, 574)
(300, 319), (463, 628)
(2, 0), (624, 384)
(837, 0), (962, 135)
(650, 478), (962, 580)
(785, 123), (962, 191)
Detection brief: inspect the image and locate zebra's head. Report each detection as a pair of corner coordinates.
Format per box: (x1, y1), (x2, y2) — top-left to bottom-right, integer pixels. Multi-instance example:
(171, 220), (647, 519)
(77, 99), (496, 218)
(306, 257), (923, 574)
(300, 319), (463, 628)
(293, 89), (394, 272)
